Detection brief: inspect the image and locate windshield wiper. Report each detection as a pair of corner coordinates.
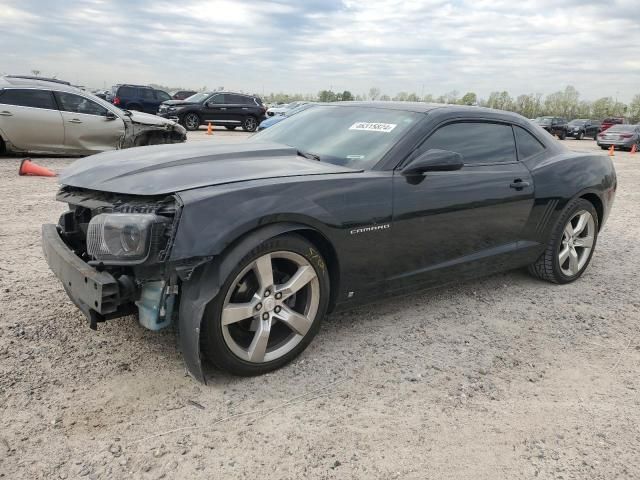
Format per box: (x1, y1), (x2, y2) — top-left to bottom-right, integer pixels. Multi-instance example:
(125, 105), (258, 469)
(297, 150), (321, 162)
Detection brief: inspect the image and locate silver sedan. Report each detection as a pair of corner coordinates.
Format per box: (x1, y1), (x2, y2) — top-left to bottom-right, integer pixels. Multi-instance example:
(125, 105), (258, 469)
(0, 76), (186, 156)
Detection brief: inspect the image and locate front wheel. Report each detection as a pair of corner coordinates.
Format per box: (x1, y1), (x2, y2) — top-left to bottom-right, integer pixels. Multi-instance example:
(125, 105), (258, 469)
(182, 112), (201, 131)
(528, 198), (598, 284)
(242, 116), (258, 132)
(202, 234), (330, 376)
(576, 131), (584, 140)
(558, 130), (566, 140)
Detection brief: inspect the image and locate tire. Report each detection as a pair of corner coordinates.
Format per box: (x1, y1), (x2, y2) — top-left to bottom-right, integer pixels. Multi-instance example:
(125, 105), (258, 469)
(576, 131), (584, 140)
(528, 198), (598, 284)
(182, 112), (201, 131)
(201, 234), (330, 376)
(225, 126), (237, 131)
(558, 130), (566, 140)
(242, 116), (258, 132)
(593, 132), (598, 140)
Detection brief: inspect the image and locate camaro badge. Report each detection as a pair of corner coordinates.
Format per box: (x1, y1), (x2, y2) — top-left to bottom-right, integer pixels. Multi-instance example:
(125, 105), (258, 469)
(350, 224), (391, 235)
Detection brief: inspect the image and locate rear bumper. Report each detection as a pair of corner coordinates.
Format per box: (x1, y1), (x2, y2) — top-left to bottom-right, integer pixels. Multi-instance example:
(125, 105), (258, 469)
(42, 224), (127, 328)
(597, 140), (634, 148)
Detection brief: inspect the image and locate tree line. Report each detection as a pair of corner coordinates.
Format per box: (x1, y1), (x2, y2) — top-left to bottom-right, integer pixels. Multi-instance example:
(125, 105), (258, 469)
(263, 86), (640, 123)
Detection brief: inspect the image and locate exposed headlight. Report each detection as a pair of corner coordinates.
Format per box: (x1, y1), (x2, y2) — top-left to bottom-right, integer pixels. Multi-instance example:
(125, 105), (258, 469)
(87, 213), (170, 264)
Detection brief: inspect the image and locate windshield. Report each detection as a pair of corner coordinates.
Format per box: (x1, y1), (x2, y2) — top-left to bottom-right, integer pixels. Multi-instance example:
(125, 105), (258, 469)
(251, 105), (421, 169)
(185, 92), (210, 103)
(535, 117), (553, 125)
(568, 119), (587, 126)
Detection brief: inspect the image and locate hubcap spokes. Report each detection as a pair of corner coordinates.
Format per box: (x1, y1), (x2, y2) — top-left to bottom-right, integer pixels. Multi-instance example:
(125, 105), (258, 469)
(559, 210), (595, 276)
(221, 252), (320, 363)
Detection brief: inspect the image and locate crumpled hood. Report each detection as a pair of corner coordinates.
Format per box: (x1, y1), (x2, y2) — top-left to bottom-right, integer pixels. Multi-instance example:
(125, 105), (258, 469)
(128, 110), (178, 127)
(59, 142), (359, 195)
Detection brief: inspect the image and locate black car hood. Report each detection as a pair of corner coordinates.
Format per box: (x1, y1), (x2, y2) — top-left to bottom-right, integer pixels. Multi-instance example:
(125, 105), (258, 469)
(59, 142), (359, 195)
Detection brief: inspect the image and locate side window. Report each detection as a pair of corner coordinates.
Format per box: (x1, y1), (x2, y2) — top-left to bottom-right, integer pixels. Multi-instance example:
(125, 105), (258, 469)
(155, 90), (171, 102)
(226, 94), (244, 104)
(514, 126), (545, 160)
(55, 92), (108, 116)
(208, 94), (225, 104)
(0, 89), (56, 110)
(138, 88), (155, 100)
(421, 122), (517, 164)
(118, 86), (136, 97)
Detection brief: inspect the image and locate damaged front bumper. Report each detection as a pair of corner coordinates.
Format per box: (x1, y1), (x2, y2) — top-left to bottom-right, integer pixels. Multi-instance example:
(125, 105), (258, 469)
(42, 224), (136, 328)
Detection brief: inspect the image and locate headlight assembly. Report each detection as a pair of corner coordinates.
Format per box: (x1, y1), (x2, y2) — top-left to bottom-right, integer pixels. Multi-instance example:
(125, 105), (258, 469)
(87, 213), (170, 264)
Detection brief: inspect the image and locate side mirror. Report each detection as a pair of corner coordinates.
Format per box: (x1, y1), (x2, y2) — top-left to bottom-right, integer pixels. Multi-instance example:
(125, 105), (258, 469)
(105, 110), (117, 120)
(402, 149), (464, 176)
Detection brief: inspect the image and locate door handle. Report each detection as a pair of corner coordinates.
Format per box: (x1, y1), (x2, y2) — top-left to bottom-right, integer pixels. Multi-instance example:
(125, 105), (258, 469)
(510, 179), (530, 190)
(68, 119), (82, 124)
(0, 111), (12, 116)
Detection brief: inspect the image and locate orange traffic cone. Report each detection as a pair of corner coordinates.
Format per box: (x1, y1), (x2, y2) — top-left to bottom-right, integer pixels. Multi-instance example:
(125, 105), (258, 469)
(631, 144), (637, 155)
(18, 159), (56, 177)
(608, 145), (615, 156)
(207, 122), (213, 135)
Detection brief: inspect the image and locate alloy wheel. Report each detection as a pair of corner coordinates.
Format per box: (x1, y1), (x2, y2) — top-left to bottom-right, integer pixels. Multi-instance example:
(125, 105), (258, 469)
(558, 210), (595, 277)
(221, 251), (320, 363)
(244, 117), (257, 132)
(185, 113), (200, 130)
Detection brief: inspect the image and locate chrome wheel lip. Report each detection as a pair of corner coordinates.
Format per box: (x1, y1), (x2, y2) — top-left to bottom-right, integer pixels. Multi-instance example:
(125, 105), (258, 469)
(558, 209), (595, 277)
(221, 251), (320, 364)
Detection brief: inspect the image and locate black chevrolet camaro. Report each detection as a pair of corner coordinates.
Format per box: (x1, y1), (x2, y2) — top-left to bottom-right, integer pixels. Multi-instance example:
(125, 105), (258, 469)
(42, 102), (616, 381)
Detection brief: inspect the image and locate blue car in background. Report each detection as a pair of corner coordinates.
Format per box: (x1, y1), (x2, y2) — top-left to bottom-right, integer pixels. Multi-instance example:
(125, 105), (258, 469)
(258, 103), (314, 131)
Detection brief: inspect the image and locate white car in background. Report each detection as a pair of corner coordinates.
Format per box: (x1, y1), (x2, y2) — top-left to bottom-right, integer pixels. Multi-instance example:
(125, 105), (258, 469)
(266, 101), (308, 117)
(0, 76), (186, 156)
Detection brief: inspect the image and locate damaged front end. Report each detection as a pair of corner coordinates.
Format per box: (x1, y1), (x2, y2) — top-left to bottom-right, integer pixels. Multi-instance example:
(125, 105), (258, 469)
(42, 187), (183, 331)
(122, 112), (187, 148)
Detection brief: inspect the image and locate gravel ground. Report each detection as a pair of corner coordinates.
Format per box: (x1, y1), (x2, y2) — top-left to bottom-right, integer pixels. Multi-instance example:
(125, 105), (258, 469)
(0, 132), (639, 479)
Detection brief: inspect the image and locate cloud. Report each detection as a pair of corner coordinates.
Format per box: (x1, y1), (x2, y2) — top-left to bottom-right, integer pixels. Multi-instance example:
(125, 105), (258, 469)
(0, 0), (638, 101)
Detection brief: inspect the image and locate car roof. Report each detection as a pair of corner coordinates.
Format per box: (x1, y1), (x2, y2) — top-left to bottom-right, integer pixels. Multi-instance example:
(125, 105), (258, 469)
(0, 75), (81, 93)
(314, 101), (530, 122)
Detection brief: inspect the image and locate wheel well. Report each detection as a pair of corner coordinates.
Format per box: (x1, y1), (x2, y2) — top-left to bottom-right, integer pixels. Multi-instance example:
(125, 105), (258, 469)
(580, 193), (603, 229)
(289, 229), (341, 313)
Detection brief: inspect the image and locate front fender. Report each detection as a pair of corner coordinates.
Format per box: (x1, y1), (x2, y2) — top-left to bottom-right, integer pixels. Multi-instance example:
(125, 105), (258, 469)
(178, 222), (312, 382)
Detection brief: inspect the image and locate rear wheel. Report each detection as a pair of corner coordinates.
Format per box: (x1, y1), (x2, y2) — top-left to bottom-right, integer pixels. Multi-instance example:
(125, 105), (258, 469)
(202, 234), (330, 376)
(242, 116), (258, 132)
(528, 198), (598, 284)
(183, 112), (201, 131)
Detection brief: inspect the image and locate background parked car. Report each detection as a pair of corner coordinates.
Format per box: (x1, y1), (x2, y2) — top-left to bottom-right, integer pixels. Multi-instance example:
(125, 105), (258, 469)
(566, 119), (600, 140)
(597, 124), (640, 150)
(107, 84), (172, 114)
(171, 90), (197, 100)
(158, 91), (266, 132)
(599, 117), (625, 133)
(0, 76), (185, 155)
(534, 116), (568, 139)
(266, 101), (308, 117)
(258, 102), (315, 131)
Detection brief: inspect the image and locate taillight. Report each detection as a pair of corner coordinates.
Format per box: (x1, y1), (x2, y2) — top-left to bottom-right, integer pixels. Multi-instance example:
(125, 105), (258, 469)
(621, 134), (633, 138)
(113, 96), (120, 105)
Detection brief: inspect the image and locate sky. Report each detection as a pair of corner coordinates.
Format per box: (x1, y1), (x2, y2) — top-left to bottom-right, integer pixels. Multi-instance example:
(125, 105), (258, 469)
(1, 0), (639, 101)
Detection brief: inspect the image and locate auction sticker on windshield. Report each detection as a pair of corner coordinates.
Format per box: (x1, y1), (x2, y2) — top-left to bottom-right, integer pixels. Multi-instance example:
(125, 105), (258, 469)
(349, 122), (397, 133)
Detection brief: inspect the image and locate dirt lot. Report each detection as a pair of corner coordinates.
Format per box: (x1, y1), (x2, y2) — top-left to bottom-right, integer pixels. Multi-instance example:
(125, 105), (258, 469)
(1, 131), (639, 479)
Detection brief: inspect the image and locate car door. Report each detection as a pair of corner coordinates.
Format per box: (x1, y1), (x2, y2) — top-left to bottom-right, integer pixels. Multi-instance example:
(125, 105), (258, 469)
(0, 88), (65, 153)
(224, 94), (249, 124)
(388, 121), (535, 291)
(54, 91), (125, 154)
(137, 88), (158, 114)
(202, 93), (232, 124)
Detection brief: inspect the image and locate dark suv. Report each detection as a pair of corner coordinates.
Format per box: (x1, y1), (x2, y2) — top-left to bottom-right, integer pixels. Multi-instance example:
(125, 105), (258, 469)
(534, 116), (568, 139)
(158, 91), (266, 132)
(108, 84), (172, 114)
(566, 119), (600, 140)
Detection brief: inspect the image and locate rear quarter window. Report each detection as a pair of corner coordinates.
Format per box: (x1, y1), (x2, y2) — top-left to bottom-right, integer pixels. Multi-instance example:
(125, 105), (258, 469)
(0, 89), (56, 110)
(117, 86), (136, 97)
(514, 126), (546, 160)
